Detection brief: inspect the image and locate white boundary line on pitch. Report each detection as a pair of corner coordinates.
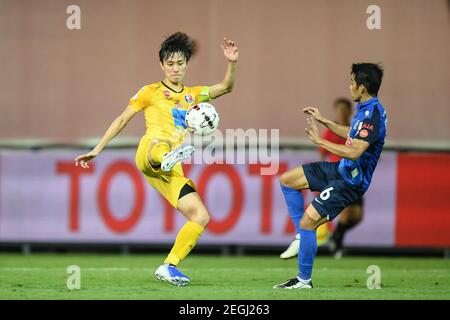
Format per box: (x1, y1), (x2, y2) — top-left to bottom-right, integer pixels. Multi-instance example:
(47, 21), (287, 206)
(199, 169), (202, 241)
(0, 267), (449, 272)
(0, 288), (449, 294)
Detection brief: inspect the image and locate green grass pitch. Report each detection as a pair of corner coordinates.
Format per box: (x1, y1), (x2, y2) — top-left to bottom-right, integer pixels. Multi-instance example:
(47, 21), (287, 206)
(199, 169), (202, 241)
(0, 253), (449, 299)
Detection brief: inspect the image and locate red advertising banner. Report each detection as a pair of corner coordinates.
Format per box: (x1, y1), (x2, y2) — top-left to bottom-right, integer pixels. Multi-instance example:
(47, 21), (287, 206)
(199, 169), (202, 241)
(395, 153), (450, 247)
(1, 150), (449, 248)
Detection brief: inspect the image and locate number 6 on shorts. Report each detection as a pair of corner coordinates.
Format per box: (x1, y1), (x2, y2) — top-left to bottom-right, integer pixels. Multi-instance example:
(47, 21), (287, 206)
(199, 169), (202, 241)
(319, 187), (334, 201)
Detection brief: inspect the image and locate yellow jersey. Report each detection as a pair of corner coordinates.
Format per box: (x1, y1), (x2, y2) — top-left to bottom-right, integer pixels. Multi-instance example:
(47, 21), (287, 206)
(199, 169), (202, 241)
(128, 81), (210, 148)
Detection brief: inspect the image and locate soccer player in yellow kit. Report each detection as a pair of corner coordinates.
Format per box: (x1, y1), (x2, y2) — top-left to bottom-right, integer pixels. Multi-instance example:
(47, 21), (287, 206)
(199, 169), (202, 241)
(74, 32), (238, 286)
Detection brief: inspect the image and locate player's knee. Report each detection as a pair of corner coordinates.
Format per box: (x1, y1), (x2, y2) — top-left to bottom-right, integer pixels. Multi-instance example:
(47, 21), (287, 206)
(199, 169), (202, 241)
(190, 207), (210, 227)
(299, 216), (316, 230)
(279, 172), (293, 188)
(299, 219), (310, 230)
(279, 170), (307, 190)
(199, 210), (210, 227)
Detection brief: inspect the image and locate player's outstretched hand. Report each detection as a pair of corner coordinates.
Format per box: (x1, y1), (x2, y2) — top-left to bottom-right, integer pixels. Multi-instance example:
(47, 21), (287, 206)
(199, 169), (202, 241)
(221, 37), (238, 63)
(303, 107), (325, 123)
(305, 117), (321, 145)
(74, 150), (98, 169)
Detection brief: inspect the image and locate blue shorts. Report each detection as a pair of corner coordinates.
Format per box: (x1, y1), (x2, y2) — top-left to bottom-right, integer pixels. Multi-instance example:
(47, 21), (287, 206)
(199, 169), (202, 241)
(302, 161), (364, 221)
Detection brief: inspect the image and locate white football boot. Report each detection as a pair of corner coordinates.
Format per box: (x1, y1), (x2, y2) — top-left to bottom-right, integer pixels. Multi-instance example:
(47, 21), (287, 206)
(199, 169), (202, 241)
(154, 264), (191, 287)
(273, 277), (313, 289)
(280, 234), (300, 259)
(161, 145), (195, 172)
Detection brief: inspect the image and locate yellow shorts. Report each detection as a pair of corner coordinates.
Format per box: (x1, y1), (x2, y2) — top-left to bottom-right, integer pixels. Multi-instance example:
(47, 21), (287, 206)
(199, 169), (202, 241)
(135, 135), (196, 208)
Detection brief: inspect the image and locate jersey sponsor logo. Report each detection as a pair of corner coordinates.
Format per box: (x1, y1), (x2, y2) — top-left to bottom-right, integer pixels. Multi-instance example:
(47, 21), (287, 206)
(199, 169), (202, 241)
(359, 129), (369, 138)
(171, 108), (188, 128)
(163, 90), (171, 98)
(362, 123), (374, 131)
(184, 94), (194, 104)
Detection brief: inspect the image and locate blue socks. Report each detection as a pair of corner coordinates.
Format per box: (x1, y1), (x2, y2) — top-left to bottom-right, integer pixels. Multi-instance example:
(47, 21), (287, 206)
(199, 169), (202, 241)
(280, 184), (304, 234)
(298, 228), (317, 281)
(280, 184), (317, 282)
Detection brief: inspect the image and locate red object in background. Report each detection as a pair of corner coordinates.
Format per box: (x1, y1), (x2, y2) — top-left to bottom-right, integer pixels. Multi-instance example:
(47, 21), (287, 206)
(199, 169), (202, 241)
(56, 162), (95, 231)
(249, 163), (288, 234)
(97, 160), (145, 233)
(395, 153), (450, 247)
(197, 164), (244, 234)
(319, 128), (347, 162)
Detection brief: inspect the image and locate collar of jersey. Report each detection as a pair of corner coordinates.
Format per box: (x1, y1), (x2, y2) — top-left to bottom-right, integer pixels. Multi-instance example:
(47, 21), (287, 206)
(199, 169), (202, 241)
(161, 81), (184, 93)
(357, 97), (379, 110)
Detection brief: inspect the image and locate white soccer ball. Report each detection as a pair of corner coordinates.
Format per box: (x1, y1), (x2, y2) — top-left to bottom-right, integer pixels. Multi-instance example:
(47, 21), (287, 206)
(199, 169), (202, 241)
(185, 102), (219, 136)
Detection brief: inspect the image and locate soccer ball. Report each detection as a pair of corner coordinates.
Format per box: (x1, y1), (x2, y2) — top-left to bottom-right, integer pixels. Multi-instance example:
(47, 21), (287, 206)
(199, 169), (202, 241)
(185, 102), (219, 136)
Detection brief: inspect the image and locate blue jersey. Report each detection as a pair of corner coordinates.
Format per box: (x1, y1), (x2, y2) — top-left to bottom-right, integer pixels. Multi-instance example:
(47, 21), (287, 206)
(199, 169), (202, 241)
(338, 97), (387, 192)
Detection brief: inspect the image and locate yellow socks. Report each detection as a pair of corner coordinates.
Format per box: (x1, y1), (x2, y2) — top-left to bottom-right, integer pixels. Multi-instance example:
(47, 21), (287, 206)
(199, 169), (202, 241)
(150, 142), (170, 166)
(164, 221), (205, 266)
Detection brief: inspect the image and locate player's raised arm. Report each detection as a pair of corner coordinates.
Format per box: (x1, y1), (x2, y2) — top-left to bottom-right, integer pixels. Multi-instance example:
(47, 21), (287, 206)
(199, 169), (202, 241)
(305, 116), (368, 161)
(208, 38), (239, 99)
(303, 107), (350, 138)
(74, 105), (137, 168)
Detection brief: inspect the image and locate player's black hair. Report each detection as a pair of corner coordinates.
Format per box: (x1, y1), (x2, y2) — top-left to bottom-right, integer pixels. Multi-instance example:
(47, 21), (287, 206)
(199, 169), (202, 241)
(159, 32), (196, 63)
(333, 97), (353, 110)
(351, 63), (384, 97)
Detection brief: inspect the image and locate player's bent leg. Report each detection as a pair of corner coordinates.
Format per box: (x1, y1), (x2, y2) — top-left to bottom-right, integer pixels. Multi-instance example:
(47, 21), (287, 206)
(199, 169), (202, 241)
(176, 191), (210, 227)
(174, 192), (210, 267)
(279, 166), (309, 259)
(300, 205), (328, 230)
(274, 206), (327, 289)
(155, 189), (209, 287)
(279, 166), (310, 190)
(147, 141), (195, 172)
(297, 206), (325, 287)
(147, 141), (171, 167)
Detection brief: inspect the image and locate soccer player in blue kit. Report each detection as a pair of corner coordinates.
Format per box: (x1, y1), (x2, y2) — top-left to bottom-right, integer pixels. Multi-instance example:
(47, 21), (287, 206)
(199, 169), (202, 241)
(274, 63), (387, 289)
